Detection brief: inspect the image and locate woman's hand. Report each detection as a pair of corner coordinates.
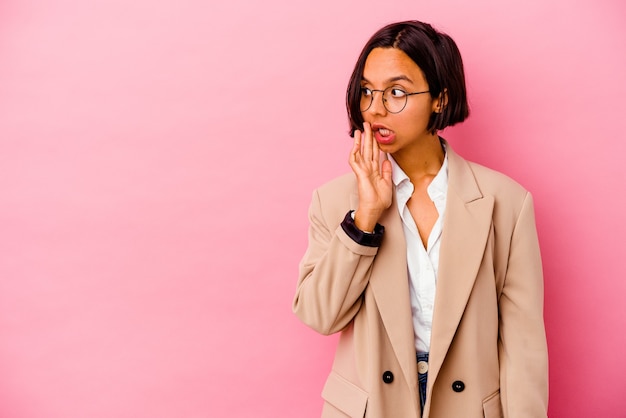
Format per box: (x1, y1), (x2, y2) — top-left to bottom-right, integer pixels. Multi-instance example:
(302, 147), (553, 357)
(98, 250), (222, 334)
(349, 122), (393, 232)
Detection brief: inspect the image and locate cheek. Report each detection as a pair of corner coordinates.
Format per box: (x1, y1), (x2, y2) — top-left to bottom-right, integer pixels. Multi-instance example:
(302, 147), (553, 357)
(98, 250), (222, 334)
(408, 101), (435, 118)
(399, 108), (433, 131)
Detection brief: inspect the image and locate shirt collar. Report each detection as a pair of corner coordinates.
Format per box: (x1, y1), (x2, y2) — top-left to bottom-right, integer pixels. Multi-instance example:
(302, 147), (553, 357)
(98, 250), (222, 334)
(389, 154), (410, 187)
(428, 153), (448, 202)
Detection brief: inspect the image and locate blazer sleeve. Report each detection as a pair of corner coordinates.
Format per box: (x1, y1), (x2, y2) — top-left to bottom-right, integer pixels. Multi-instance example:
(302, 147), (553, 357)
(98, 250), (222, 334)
(292, 188), (379, 335)
(498, 192), (549, 417)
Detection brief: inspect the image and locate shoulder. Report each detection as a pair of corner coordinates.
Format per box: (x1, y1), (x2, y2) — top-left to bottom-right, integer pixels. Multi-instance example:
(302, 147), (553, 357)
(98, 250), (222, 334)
(313, 172), (358, 211)
(447, 144), (533, 219)
(307, 173), (358, 227)
(315, 172), (357, 196)
(447, 143), (529, 199)
(467, 160), (529, 200)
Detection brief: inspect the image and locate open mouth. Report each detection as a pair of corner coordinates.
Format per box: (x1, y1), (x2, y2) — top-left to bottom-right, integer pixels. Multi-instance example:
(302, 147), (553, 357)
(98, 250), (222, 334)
(378, 128), (392, 137)
(372, 125), (395, 144)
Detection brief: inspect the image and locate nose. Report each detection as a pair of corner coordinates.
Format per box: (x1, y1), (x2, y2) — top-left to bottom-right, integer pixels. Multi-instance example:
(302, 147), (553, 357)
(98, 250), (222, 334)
(366, 90), (387, 115)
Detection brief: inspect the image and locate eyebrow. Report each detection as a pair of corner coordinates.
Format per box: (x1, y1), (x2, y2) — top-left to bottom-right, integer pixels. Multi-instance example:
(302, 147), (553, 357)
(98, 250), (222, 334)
(361, 75), (414, 84)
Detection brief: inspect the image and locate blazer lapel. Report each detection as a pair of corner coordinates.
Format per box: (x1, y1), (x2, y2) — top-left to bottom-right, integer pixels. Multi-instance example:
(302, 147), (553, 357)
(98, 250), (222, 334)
(427, 146), (495, 389)
(351, 191), (419, 397)
(348, 143), (494, 403)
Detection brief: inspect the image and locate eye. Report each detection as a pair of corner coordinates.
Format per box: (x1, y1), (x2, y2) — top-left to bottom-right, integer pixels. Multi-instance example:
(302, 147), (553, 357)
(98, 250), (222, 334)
(389, 88), (407, 98)
(360, 87), (373, 97)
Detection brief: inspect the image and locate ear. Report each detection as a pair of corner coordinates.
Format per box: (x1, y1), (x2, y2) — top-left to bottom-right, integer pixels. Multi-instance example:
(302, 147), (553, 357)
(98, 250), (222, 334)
(432, 88), (448, 113)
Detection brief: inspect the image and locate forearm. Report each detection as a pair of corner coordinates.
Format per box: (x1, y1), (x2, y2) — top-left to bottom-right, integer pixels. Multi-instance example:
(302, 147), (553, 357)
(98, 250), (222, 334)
(294, 225), (377, 335)
(293, 192), (381, 335)
(498, 193), (549, 417)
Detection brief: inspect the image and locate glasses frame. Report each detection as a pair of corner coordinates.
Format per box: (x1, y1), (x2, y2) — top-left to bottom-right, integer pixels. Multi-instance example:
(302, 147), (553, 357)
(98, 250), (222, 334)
(360, 87), (431, 114)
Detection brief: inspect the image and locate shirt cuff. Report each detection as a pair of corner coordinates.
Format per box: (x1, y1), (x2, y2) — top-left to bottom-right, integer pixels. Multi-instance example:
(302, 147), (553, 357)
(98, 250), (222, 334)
(340, 210), (384, 247)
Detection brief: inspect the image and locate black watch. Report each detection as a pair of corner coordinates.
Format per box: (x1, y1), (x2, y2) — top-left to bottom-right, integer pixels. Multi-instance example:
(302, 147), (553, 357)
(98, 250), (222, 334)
(340, 211), (384, 247)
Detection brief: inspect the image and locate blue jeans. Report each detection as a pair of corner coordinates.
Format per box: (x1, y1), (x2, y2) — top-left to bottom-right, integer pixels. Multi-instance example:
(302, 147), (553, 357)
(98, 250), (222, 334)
(417, 352), (429, 417)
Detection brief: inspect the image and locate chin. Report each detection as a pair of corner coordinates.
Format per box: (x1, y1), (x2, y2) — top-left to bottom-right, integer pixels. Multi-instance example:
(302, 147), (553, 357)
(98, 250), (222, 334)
(377, 142), (396, 153)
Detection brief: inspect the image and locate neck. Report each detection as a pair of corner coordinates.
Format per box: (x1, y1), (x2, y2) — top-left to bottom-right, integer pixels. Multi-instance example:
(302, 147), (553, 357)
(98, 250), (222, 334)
(391, 133), (445, 181)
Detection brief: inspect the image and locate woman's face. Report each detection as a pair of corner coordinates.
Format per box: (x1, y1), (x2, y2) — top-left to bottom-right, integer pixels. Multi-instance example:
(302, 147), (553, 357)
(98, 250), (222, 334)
(360, 47), (440, 157)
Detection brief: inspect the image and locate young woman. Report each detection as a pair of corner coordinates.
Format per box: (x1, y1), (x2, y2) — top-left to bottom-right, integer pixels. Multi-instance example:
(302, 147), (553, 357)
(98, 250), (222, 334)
(293, 21), (548, 418)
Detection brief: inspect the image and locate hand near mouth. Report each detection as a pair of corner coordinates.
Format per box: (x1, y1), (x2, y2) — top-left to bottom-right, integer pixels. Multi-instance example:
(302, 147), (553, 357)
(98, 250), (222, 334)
(349, 122), (393, 232)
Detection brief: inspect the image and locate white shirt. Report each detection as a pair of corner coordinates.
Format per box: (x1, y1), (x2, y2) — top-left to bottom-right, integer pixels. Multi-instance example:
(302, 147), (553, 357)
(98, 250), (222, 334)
(389, 152), (448, 354)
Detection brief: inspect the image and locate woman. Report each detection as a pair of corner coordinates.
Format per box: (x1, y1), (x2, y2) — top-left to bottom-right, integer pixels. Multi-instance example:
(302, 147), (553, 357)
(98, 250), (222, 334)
(293, 21), (548, 418)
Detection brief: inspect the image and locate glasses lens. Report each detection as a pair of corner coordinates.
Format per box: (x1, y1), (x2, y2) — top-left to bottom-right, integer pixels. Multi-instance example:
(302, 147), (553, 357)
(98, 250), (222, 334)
(383, 88), (407, 113)
(359, 87), (408, 113)
(360, 88), (373, 112)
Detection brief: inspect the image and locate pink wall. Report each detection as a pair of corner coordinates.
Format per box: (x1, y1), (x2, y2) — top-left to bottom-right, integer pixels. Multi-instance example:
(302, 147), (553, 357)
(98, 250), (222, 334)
(1, 0), (625, 417)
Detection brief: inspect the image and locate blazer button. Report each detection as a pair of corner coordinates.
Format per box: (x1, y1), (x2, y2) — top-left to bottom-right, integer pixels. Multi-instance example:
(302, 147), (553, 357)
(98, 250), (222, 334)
(382, 371), (394, 384)
(452, 380), (465, 392)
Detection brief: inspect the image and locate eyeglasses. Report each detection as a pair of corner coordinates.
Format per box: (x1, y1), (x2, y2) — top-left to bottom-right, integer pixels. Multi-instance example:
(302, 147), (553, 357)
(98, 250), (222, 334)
(360, 87), (430, 114)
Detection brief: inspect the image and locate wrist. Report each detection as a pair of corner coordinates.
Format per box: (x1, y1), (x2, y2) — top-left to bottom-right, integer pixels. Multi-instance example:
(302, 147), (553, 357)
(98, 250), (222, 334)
(341, 211), (384, 247)
(354, 208), (383, 232)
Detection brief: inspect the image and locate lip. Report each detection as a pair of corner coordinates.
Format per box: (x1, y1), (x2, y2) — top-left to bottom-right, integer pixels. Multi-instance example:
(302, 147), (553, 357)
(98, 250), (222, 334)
(371, 123), (395, 145)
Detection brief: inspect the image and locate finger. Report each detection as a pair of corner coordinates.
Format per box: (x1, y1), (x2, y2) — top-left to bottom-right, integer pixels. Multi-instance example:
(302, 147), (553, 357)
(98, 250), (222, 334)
(381, 157), (392, 184)
(372, 135), (380, 167)
(350, 129), (360, 151)
(349, 130), (362, 167)
(362, 122), (373, 162)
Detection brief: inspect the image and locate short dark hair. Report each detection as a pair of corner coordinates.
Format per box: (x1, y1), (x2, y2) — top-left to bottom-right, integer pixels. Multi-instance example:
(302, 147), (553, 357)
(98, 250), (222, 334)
(346, 20), (469, 136)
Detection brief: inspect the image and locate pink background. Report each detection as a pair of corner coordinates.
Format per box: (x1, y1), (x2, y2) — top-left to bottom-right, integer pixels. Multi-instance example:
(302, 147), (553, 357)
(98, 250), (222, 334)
(1, 0), (625, 417)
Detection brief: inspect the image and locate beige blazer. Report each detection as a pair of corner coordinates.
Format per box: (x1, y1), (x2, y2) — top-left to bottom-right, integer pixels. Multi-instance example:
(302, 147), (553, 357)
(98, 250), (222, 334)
(293, 143), (548, 418)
